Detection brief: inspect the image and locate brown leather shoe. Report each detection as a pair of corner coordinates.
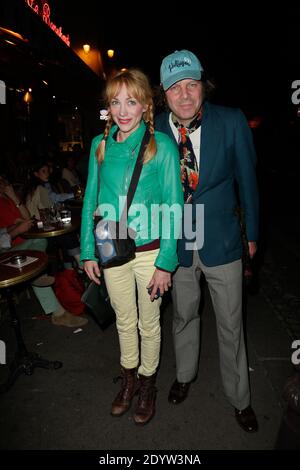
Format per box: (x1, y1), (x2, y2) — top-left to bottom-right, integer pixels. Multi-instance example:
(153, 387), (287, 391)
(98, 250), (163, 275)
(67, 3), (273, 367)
(235, 406), (258, 433)
(51, 311), (88, 327)
(133, 374), (156, 425)
(111, 367), (137, 417)
(168, 379), (191, 404)
(32, 274), (55, 287)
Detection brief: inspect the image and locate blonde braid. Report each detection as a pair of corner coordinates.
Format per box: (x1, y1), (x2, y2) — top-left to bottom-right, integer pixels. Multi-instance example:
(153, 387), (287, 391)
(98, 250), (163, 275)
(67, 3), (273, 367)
(143, 104), (157, 164)
(96, 115), (113, 163)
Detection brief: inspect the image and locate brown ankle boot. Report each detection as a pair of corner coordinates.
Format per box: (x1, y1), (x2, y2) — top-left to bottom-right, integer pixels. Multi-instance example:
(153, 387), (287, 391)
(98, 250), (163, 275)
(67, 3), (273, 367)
(133, 374), (156, 425)
(111, 366), (137, 417)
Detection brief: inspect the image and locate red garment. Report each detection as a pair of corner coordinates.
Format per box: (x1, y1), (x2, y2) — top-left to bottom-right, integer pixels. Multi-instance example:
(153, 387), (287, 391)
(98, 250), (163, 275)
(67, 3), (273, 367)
(0, 195), (24, 246)
(54, 269), (86, 315)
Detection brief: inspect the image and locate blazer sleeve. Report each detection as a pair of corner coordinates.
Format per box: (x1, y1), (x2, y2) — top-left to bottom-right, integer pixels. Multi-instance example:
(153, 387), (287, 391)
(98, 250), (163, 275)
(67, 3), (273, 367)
(154, 136), (184, 272)
(233, 109), (259, 241)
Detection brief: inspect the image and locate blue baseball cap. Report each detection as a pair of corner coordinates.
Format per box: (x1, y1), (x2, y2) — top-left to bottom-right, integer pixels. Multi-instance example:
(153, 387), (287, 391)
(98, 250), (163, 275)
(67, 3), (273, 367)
(160, 50), (204, 91)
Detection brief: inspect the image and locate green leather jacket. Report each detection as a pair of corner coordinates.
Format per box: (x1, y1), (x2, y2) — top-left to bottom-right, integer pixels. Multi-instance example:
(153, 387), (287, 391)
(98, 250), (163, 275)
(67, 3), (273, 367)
(80, 121), (183, 272)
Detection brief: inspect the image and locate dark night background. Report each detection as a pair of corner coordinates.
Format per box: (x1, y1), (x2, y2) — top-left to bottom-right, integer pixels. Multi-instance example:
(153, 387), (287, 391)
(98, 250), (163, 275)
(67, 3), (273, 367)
(52, 2), (300, 208)
(52, 2), (299, 111)
(52, 3), (300, 146)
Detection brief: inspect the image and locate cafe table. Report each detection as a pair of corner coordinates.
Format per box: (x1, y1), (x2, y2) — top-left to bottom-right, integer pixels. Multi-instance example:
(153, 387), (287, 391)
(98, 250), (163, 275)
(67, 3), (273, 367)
(22, 214), (80, 239)
(0, 250), (62, 392)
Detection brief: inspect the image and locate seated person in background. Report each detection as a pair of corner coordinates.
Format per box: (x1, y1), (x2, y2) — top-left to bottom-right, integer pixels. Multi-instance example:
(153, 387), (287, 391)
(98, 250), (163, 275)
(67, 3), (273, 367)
(0, 174), (87, 328)
(62, 154), (81, 188)
(31, 159), (74, 205)
(25, 160), (81, 269)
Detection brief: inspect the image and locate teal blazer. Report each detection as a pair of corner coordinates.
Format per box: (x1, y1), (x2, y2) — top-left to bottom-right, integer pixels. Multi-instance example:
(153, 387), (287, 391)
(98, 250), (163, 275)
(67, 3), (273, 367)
(155, 101), (259, 267)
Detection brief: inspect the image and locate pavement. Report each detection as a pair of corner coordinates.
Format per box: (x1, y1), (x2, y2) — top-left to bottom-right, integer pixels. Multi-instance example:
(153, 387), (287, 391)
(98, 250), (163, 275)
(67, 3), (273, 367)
(0, 243), (297, 452)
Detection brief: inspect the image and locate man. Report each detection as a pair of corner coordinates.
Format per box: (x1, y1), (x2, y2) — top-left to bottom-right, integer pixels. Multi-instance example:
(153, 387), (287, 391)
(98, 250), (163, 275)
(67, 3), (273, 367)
(156, 50), (259, 432)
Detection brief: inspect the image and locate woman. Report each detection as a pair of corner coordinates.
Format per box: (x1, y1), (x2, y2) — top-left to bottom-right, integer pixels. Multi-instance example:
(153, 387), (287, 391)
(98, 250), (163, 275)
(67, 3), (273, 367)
(62, 154), (81, 188)
(25, 160), (81, 269)
(25, 159), (73, 212)
(80, 69), (183, 425)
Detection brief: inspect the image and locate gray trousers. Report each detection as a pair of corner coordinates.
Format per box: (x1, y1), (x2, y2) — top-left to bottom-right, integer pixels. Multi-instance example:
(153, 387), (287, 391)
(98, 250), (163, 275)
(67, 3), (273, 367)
(171, 252), (250, 410)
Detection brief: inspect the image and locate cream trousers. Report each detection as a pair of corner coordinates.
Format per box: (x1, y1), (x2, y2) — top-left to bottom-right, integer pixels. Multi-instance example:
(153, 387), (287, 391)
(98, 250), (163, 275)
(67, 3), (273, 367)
(103, 249), (161, 377)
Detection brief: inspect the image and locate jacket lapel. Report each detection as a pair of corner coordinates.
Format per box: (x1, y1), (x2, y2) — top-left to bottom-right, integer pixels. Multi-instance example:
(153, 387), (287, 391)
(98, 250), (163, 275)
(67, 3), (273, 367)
(158, 105), (222, 198)
(194, 102), (222, 198)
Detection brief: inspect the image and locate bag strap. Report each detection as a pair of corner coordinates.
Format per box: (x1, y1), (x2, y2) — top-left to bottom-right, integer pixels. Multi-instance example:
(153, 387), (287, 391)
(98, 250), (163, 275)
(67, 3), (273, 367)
(122, 127), (150, 217)
(96, 127), (151, 223)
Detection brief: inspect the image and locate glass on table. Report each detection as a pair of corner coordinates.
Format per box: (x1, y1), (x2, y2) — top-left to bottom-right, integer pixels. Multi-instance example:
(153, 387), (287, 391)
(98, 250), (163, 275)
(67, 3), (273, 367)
(52, 203), (64, 224)
(38, 208), (54, 230)
(38, 208), (49, 223)
(60, 209), (72, 225)
(74, 185), (84, 199)
(49, 205), (58, 222)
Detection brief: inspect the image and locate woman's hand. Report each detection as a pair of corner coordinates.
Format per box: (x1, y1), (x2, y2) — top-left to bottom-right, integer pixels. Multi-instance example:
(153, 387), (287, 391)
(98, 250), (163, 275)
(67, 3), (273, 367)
(7, 219), (33, 239)
(147, 268), (172, 302)
(15, 219), (33, 235)
(83, 260), (101, 285)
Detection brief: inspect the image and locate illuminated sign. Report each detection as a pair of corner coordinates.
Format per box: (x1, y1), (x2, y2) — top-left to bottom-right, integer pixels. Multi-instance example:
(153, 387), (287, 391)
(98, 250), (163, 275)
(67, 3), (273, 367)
(24, 0), (70, 47)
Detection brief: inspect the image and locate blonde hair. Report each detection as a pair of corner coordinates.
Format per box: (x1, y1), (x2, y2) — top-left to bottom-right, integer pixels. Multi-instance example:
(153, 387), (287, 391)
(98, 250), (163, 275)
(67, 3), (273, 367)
(96, 69), (156, 164)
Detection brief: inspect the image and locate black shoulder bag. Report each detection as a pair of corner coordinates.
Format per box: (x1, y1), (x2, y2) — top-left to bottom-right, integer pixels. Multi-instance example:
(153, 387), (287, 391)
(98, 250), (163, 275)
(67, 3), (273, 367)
(94, 128), (150, 267)
(81, 276), (116, 330)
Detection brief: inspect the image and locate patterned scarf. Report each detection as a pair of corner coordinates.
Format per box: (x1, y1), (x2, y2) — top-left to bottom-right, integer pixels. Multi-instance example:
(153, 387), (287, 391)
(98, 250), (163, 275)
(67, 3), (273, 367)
(172, 108), (203, 202)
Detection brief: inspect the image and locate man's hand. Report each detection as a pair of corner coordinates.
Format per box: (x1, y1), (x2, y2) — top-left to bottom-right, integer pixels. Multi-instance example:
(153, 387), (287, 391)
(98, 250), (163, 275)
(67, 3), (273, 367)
(83, 260), (101, 285)
(248, 241), (257, 259)
(147, 268), (172, 301)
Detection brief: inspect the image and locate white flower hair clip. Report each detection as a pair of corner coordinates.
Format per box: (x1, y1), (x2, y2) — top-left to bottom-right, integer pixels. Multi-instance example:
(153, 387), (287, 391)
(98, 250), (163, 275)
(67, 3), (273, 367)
(100, 109), (109, 120)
